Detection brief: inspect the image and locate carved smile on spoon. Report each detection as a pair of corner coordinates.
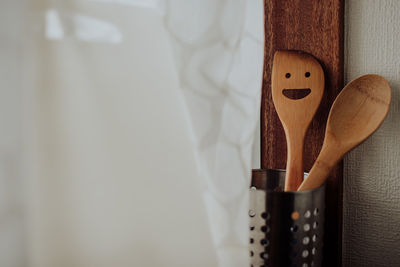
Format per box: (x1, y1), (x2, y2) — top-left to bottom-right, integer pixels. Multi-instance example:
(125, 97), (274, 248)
(282, 88), (311, 100)
(271, 50), (325, 191)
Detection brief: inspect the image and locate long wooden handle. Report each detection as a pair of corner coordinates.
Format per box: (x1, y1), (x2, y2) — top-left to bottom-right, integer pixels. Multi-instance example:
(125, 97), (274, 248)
(297, 157), (333, 191)
(284, 129), (305, 191)
(297, 141), (342, 191)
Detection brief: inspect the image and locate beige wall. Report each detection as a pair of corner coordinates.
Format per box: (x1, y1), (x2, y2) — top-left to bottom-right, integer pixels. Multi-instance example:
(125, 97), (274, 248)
(344, 0), (400, 266)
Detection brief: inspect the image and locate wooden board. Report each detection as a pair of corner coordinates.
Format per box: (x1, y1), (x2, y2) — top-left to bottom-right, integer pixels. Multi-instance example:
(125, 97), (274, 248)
(261, 0), (344, 266)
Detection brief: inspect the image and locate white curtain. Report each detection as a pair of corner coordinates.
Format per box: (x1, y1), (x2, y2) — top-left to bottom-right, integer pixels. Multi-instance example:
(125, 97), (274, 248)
(164, 0), (264, 266)
(0, 0), (264, 266)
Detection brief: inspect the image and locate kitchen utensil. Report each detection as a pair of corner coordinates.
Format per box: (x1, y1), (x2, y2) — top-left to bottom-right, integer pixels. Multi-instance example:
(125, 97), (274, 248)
(272, 51), (325, 191)
(249, 169), (325, 266)
(298, 74), (391, 191)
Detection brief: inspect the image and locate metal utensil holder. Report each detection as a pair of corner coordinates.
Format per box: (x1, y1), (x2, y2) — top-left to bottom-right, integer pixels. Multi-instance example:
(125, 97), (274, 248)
(249, 169), (326, 267)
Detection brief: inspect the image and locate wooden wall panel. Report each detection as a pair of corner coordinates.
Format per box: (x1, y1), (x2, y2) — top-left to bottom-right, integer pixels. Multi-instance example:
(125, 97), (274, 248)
(261, 1), (344, 266)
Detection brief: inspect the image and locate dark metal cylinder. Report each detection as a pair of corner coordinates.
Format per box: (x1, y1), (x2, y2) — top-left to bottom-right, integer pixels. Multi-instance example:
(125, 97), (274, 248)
(249, 169), (325, 267)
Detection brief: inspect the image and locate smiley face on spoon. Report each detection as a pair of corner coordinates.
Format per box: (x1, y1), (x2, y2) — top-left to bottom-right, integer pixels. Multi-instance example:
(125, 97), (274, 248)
(271, 51), (325, 191)
(273, 51), (324, 101)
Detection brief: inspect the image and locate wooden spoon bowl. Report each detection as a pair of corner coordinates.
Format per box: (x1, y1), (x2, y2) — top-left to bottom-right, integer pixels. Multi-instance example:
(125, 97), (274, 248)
(298, 74), (391, 191)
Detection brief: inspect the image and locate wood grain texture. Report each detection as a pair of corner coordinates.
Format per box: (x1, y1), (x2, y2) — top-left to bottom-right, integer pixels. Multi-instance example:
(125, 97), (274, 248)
(261, 0), (344, 265)
(298, 75), (391, 191)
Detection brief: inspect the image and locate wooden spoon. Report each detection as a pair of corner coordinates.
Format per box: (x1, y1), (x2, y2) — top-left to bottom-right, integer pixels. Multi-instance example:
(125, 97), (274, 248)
(271, 51), (324, 191)
(298, 74), (391, 191)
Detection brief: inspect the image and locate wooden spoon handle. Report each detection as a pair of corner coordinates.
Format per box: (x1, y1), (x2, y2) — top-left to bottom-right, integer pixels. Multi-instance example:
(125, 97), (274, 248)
(297, 141), (342, 191)
(297, 157), (333, 191)
(285, 130), (305, 191)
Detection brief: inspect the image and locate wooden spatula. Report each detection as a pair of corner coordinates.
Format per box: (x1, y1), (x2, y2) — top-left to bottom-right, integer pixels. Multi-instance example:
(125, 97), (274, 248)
(298, 74), (391, 191)
(271, 51), (325, 191)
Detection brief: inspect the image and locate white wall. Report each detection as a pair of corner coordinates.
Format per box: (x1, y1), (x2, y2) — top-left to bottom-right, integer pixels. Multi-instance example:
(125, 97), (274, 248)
(0, 0), (26, 266)
(344, 0), (400, 266)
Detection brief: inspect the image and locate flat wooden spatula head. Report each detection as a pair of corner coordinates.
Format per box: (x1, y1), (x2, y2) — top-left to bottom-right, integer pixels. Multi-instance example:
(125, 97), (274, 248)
(272, 51), (324, 129)
(271, 51), (325, 191)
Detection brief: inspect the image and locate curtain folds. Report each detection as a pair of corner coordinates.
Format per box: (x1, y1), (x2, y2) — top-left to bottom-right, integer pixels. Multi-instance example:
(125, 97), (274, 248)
(1, 1), (264, 266)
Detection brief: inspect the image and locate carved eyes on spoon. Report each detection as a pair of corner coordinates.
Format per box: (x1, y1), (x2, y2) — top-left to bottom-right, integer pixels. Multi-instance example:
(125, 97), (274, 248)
(285, 72), (311, 78)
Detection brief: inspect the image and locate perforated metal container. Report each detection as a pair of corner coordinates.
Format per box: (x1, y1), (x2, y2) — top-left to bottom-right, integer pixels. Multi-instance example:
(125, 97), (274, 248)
(249, 169), (325, 267)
